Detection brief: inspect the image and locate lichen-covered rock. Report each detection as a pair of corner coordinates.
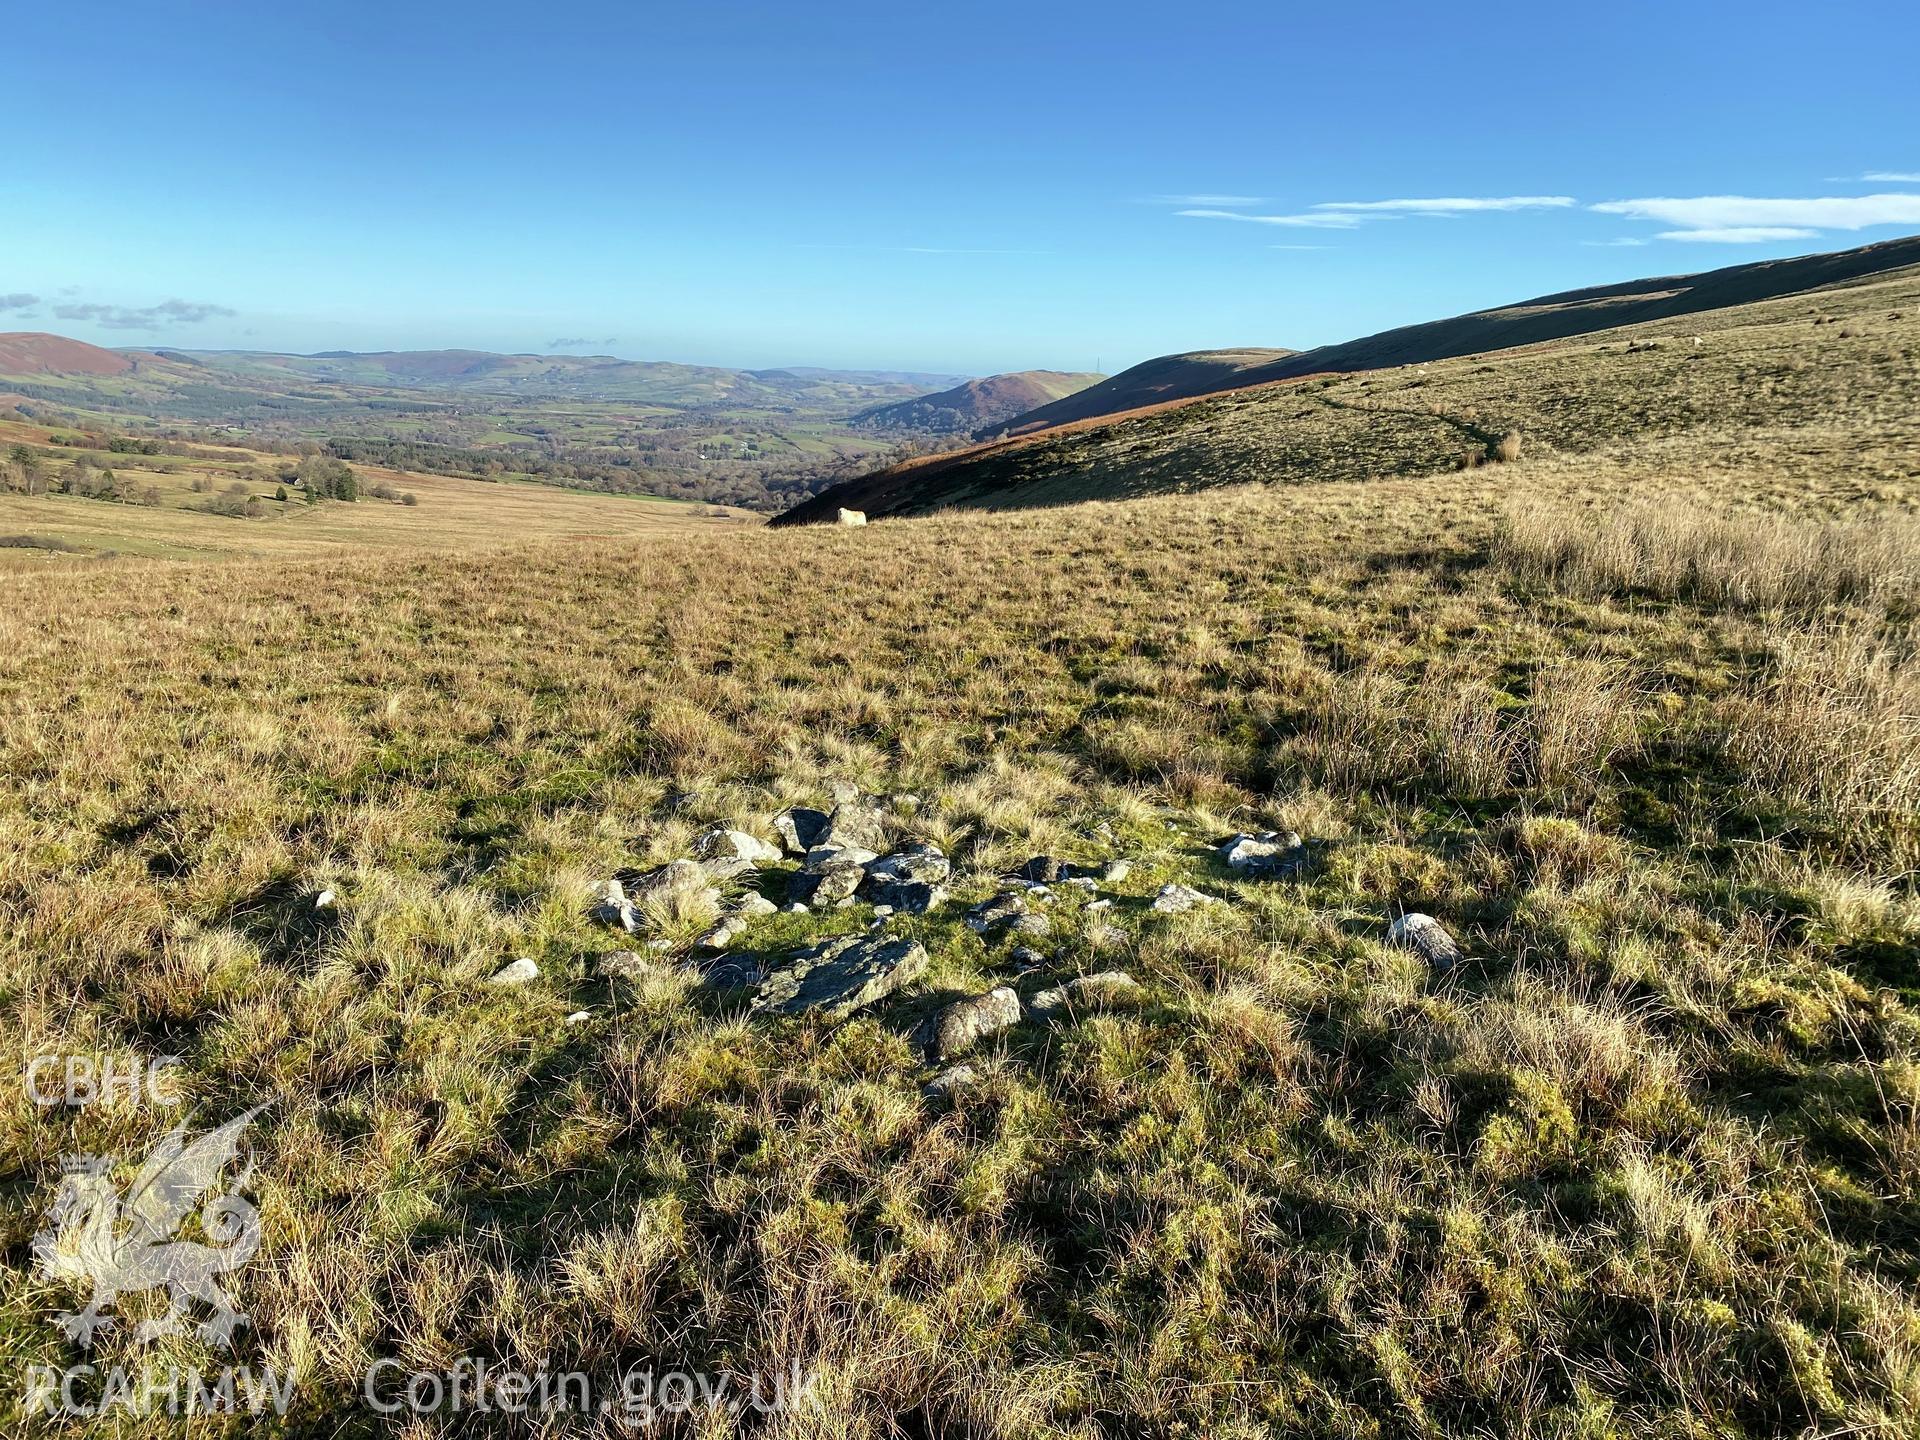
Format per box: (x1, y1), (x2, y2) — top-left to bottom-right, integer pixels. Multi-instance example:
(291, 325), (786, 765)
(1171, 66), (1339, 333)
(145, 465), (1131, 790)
(487, 957), (539, 986)
(969, 892), (1051, 939)
(693, 827), (781, 866)
(1150, 882), (1216, 914)
(817, 800), (889, 855)
(1100, 859), (1132, 884)
(924, 1063), (979, 1098)
(1388, 912), (1462, 972)
(921, 986), (1022, 1059)
(866, 879), (948, 915)
(789, 854), (868, 906)
(589, 877), (638, 931)
(773, 807), (830, 855)
(696, 918), (742, 951)
(1007, 856), (1070, 884)
(754, 934), (929, 1020)
(864, 843), (951, 887)
(1028, 971), (1141, 1017)
(1219, 830), (1307, 877)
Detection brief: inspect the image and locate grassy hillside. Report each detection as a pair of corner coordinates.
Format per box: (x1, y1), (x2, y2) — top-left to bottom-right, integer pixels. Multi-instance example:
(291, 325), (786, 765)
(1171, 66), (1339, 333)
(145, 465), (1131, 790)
(776, 253), (1920, 523)
(3, 357), (1917, 1433)
(851, 371), (1106, 436)
(0, 415), (751, 564)
(988, 234), (1920, 439)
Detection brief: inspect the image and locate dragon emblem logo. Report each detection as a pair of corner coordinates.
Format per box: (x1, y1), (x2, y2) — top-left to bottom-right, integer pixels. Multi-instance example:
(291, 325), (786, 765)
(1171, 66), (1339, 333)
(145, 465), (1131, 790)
(33, 1107), (267, 1350)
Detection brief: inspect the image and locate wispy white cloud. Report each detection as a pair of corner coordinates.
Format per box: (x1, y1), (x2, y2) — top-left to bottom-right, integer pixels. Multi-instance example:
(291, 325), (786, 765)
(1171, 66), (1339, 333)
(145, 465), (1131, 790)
(1312, 196), (1575, 213)
(1581, 237), (1650, 248)
(1593, 193), (1920, 235)
(1178, 208), (1364, 229)
(1862, 171), (1920, 183)
(1654, 226), (1822, 244)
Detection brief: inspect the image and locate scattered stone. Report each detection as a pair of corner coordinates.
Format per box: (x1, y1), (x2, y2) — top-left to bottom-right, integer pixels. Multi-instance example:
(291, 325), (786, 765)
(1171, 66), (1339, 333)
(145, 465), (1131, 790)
(735, 892), (779, 918)
(866, 879), (947, 915)
(565, 1010), (592, 1025)
(965, 892), (1051, 938)
(626, 860), (722, 910)
(589, 878), (638, 932)
(864, 842), (951, 887)
(1151, 882), (1216, 914)
(872, 904), (895, 917)
(313, 888), (337, 911)
(773, 807), (830, 855)
(754, 935), (929, 1020)
(1008, 856), (1069, 884)
(487, 958), (540, 986)
(696, 919), (742, 951)
(1062, 876), (1099, 892)
(921, 986), (1023, 1059)
(1029, 971), (1141, 1018)
(837, 508), (868, 527)
(802, 843), (880, 872)
(817, 800), (889, 855)
(693, 827), (781, 866)
(1009, 946), (1048, 972)
(1100, 859), (1132, 884)
(1087, 898), (1114, 912)
(789, 854), (868, 906)
(782, 902), (811, 915)
(598, 950), (672, 982)
(1219, 831), (1308, 878)
(1388, 913), (1462, 972)
(923, 1063), (979, 1098)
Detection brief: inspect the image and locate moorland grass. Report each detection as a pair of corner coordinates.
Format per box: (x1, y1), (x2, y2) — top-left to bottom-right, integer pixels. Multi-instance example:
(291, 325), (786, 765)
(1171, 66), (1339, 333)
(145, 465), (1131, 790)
(1, 417), (1917, 1436)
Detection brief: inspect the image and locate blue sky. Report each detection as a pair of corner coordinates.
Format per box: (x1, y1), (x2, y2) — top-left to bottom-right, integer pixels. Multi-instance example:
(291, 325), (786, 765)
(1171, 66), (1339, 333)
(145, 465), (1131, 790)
(3, 0), (1917, 375)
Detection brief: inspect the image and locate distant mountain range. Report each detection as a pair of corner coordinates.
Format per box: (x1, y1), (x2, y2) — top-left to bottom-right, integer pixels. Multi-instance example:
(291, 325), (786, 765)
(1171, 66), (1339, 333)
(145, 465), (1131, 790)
(0, 334), (965, 414)
(851, 370), (1105, 436)
(774, 232), (1920, 525)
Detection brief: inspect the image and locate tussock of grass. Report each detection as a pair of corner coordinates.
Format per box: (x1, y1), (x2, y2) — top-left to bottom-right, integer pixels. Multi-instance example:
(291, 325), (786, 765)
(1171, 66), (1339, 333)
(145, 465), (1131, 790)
(1499, 496), (1920, 614)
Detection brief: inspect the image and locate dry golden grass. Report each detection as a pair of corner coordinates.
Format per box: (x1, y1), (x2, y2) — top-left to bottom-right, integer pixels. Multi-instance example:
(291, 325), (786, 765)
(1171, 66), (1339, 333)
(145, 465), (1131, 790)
(1, 308), (1917, 1438)
(0, 421), (755, 565)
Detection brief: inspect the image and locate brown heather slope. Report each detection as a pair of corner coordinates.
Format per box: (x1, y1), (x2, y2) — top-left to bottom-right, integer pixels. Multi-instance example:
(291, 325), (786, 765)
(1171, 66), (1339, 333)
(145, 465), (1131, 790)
(0, 332), (134, 376)
(851, 369), (1105, 435)
(991, 233), (1920, 438)
(775, 237), (1920, 525)
(994, 347), (1294, 435)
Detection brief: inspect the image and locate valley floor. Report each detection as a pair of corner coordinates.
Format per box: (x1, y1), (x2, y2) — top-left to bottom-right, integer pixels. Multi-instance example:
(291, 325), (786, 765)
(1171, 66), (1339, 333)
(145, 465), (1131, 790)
(2, 432), (1916, 1436)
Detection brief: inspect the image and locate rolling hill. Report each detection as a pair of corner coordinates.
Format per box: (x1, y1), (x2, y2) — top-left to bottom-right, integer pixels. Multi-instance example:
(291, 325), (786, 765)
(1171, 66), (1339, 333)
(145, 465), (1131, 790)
(851, 370), (1105, 435)
(0, 338), (969, 512)
(774, 235), (1920, 524)
(991, 348), (1293, 436)
(0, 332), (138, 377)
(989, 234), (1920, 439)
